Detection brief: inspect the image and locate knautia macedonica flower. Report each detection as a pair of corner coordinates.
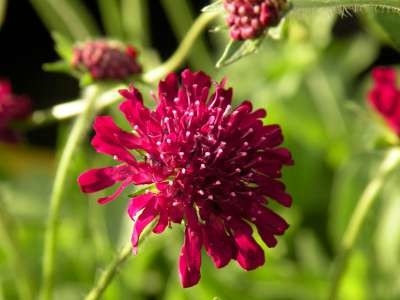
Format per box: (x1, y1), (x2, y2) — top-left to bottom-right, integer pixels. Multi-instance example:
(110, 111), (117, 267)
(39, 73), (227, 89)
(0, 79), (31, 143)
(78, 69), (293, 287)
(223, 0), (288, 40)
(368, 67), (400, 136)
(71, 40), (142, 80)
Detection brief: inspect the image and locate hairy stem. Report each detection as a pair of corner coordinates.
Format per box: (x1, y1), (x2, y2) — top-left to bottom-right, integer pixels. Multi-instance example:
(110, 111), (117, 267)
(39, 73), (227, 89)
(292, 0), (400, 12)
(39, 85), (102, 300)
(329, 147), (400, 300)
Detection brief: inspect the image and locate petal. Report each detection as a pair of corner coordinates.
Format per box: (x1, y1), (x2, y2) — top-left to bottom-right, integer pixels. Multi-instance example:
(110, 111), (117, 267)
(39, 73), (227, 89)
(131, 204), (157, 254)
(78, 167), (118, 193)
(202, 216), (235, 268)
(158, 72), (179, 104)
(179, 225), (202, 288)
(128, 193), (154, 219)
(228, 219), (265, 270)
(97, 179), (131, 204)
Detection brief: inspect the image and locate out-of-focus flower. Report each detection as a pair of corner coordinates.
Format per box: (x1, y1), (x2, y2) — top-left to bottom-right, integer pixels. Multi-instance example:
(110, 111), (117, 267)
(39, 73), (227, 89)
(0, 79), (31, 143)
(368, 67), (400, 136)
(223, 0), (288, 40)
(78, 69), (293, 287)
(71, 40), (142, 80)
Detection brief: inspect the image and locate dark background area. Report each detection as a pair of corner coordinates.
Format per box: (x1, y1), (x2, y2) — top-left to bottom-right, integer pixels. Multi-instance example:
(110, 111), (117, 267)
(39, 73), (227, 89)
(0, 1), (399, 147)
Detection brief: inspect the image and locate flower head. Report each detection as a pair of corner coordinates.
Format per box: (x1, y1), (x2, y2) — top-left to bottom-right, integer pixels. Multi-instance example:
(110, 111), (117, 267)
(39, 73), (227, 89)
(223, 0), (288, 40)
(71, 40), (142, 80)
(368, 67), (400, 136)
(0, 79), (31, 143)
(78, 69), (293, 287)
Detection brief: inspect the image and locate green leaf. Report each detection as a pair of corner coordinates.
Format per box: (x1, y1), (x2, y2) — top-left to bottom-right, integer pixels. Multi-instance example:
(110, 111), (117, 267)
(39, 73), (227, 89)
(216, 37), (264, 68)
(121, 0), (150, 46)
(364, 9), (400, 50)
(0, 0), (7, 29)
(30, 0), (100, 41)
(201, 0), (223, 13)
(52, 32), (73, 61)
(97, 0), (123, 39)
(43, 61), (72, 73)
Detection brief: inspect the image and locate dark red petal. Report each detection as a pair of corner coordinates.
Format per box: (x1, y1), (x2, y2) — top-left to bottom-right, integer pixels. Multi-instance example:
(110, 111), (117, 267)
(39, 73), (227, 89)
(202, 217), (235, 268)
(78, 167), (118, 193)
(179, 225), (202, 288)
(128, 193), (155, 219)
(229, 219), (265, 270)
(158, 72), (179, 104)
(131, 205), (157, 254)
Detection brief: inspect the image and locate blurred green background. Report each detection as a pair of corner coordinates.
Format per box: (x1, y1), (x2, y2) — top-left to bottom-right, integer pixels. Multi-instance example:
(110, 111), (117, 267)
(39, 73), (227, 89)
(1, 1), (400, 299)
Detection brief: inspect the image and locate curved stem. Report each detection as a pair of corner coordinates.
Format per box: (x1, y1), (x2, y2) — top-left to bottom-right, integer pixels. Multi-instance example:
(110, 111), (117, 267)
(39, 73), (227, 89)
(142, 11), (219, 83)
(0, 197), (33, 300)
(292, 0), (400, 12)
(84, 226), (151, 300)
(329, 147), (400, 300)
(39, 85), (102, 300)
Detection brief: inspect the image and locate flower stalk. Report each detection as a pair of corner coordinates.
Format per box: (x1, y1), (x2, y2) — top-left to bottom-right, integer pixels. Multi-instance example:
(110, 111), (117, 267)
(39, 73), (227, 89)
(329, 147), (400, 300)
(142, 11), (219, 83)
(39, 84), (102, 300)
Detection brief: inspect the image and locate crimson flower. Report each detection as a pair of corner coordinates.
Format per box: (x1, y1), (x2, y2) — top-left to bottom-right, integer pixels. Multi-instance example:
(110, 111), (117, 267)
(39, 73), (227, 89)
(78, 69), (293, 287)
(71, 40), (142, 80)
(223, 0), (288, 40)
(368, 67), (400, 136)
(0, 79), (31, 143)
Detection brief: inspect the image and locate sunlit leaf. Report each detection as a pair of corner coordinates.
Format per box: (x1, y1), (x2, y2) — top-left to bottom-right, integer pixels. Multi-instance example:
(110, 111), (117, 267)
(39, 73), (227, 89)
(216, 37), (264, 68)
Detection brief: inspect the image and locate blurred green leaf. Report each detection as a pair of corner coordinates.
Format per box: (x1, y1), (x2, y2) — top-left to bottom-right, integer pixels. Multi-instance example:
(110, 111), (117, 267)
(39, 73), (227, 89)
(30, 0), (100, 41)
(97, 0), (123, 39)
(52, 32), (74, 61)
(43, 61), (72, 74)
(363, 9), (400, 50)
(161, 0), (214, 72)
(0, 0), (7, 29)
(121, 0), (150, 46)
(216, 37), (264, 68)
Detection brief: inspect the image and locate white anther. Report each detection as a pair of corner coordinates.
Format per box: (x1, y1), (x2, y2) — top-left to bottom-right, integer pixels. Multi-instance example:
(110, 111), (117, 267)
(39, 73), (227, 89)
(207, 195), (213, 200)
(113, 155), (118, 160)
(198, 190), (205, 195)
(230, 192), (236, 197)
(244, 141), (249, 146)
(174, 97), (179, 103)
(181, 168), (186, 174)
(156, 141), (161, 146)
(200, 163), (206, 169)
(205, 152), (211, 157)
(178, 152), (184, 157)
(235, 168), (241, 173)
(166, 138), (172, 144)
(215, 180), (221, 185)
(226, 216), (232, 221)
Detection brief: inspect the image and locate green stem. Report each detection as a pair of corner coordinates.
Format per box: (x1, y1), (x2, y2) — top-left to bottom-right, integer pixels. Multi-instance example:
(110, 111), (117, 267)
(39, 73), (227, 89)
(161, 0), (214, 72)
(292, 0), (400, 12)
(143, 11), (219, 83)
(18, 85), (124, 129)
(84, 226), (151, 300)
(329, 147), (400, 300)
(0, 197), (33, 300)
(39, 85), (102, 300)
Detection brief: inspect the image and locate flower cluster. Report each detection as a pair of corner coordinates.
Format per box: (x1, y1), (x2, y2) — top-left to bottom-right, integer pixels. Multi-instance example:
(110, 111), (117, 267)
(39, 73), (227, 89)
(78, 69), (293, 287)
(71, 40), (142, 80)
(368, 67), (400, 136)
(223, 0), (288, 40)
(0, 79), (31, 143)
